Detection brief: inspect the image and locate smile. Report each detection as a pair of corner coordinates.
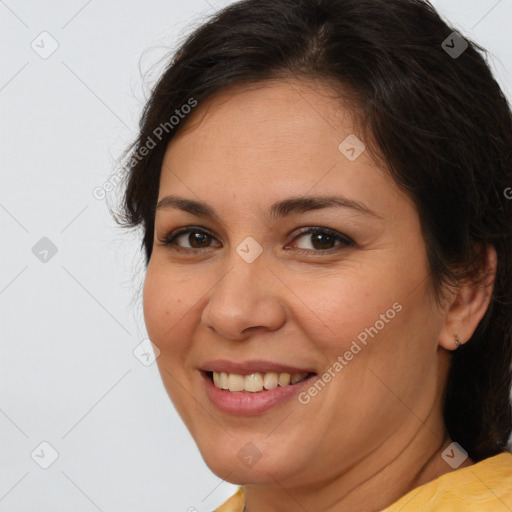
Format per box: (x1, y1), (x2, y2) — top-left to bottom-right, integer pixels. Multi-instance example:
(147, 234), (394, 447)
(200, 362), (318, 415)
(210, 370), (311, 392)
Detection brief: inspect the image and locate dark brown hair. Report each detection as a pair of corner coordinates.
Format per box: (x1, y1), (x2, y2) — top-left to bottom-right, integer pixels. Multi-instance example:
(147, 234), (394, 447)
(117, 0), (512, 460)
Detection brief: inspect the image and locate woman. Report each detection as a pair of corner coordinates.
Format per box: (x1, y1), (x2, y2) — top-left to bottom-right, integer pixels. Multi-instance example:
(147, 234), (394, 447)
(117, 0), (512, 510)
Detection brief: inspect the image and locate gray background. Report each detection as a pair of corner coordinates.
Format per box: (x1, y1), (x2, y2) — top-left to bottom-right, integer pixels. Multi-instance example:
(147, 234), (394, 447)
(1, 0), (511, 510)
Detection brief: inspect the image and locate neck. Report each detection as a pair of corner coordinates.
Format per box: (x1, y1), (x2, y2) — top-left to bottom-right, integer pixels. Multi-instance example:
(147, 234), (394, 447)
(242, 416), (473, 512)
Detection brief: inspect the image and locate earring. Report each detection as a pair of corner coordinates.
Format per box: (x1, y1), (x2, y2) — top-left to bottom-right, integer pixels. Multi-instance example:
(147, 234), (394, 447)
(454, 334), (462, 348)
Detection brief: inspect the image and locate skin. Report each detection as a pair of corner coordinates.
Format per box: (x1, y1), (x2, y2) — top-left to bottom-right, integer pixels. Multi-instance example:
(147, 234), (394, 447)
(143, 79), (496, 512)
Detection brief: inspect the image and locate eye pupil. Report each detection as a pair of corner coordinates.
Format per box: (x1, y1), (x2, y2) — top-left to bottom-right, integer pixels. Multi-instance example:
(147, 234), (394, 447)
(190, 232), (210, 248)
(312, 232), (334, 250)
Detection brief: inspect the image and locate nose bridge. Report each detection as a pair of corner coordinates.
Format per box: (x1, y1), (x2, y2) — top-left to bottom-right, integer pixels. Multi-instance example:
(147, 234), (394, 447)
(201, 244), (286, 338)
(218, 231), (270, 295)
(215, 244), (272, 309)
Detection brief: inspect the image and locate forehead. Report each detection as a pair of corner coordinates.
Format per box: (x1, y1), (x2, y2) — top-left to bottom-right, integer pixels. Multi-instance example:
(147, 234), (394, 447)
(159, 79), (405, 217)
(170, 79), (359, 156)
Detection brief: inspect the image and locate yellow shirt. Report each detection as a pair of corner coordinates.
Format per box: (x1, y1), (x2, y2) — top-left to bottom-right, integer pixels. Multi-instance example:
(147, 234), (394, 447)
(214, 451), (512, 511)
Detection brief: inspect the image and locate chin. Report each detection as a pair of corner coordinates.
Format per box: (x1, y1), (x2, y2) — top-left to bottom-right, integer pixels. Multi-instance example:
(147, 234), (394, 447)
(195, 435), (302, 485)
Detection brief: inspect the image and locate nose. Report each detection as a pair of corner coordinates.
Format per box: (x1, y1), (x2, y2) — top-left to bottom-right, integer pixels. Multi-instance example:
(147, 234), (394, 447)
(200, 252), (287, 341)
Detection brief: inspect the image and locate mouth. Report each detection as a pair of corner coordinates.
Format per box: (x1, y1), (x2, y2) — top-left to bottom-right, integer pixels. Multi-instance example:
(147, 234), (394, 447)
(203, 369), (317, 393)
(201, 368), (318, 415)
(199, 359), (318, 414)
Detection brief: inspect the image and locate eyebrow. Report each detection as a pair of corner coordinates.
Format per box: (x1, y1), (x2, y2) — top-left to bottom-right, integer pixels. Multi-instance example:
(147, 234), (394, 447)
(156, 194), (381, 220)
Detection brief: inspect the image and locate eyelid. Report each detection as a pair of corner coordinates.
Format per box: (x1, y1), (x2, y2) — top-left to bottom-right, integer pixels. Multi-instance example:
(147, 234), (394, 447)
(159, 225), (354, 253)
(160, 225), (221, 248)
(285, 226), (355, 251)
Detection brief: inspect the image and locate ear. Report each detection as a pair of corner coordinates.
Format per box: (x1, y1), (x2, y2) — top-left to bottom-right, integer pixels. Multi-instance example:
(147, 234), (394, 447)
(438, 245), (497, 351)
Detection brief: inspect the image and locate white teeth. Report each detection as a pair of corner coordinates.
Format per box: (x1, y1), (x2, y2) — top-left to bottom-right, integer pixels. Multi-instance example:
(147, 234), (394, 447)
(244, 373), (263, 392)
(228, 373), (244, 392)
(263, 372), (279, 390)
(211, 371), (310, 392)
(219, 372), (229, 390)
(278, 373), (291, 386)
(291, 372), (309, 384)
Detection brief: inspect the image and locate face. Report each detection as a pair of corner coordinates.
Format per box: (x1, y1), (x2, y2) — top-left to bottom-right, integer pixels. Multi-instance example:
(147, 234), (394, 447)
(143, 79), (449, 487)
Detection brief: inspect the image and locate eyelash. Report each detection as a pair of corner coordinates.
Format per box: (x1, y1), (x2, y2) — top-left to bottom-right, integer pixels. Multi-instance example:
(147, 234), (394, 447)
(159, 226), (354, 254)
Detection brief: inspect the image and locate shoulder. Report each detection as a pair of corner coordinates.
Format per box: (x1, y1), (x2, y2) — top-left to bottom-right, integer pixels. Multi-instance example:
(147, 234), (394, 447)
(214, 487), (244, 512)
(384, 451), (512, 512)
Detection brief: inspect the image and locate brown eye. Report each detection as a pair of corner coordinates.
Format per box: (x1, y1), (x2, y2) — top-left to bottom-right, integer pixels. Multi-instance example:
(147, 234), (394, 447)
(290, 228), (353, 252)
(187, 231), (212, 248)
(162, 227), (221, 250)
(310, 232), (337, 250)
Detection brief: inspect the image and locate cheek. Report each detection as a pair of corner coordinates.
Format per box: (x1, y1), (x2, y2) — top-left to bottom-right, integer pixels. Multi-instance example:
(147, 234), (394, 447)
(288, 268), (402, 356)
(142, 263), (193, 350)
(290, 257), (438, 395)
(142, 263), (201, 420)
(143, 269), (166, 342)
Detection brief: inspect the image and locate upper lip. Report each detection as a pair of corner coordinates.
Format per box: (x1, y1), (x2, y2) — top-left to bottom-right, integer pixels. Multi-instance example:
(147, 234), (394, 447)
(200, 359), (316, 375)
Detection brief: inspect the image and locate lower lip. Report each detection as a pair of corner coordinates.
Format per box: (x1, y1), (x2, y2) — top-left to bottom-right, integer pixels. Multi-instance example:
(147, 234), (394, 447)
(201, 372), (315, 415)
